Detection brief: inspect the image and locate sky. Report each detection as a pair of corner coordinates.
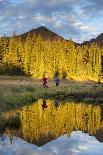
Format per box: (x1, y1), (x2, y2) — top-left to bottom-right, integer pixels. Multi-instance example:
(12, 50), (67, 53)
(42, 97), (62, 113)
(0, 0), (103, 42)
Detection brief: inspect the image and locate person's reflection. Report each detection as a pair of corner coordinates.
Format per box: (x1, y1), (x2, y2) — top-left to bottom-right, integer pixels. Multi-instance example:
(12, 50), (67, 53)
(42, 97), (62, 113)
(55, 99), (59, 108)
(42, 100), (48, 110)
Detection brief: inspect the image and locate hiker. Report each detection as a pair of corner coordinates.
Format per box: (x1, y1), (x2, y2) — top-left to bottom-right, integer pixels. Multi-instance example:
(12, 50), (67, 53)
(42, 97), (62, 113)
(43, 75), (48, 88)
(55, 76), (60, 86)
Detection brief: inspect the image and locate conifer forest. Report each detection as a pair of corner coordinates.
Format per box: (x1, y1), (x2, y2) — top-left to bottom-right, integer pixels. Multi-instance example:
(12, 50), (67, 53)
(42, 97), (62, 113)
(0, 34), (103, 80)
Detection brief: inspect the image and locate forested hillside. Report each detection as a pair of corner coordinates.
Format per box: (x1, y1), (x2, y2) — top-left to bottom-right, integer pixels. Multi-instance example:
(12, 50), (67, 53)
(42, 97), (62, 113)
(0, 32), (103, 80)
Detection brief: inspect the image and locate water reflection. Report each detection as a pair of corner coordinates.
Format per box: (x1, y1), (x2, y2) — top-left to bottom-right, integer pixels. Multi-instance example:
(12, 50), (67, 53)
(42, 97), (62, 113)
(54, 99), (59, 108)
(0, 99), (103, 147)
(42, 100), (48, 110)
(0, 132), (103, 155)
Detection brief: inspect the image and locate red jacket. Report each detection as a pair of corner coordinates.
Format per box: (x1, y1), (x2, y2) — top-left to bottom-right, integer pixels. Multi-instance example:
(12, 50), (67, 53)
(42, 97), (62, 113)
(43, 77), (48, 83)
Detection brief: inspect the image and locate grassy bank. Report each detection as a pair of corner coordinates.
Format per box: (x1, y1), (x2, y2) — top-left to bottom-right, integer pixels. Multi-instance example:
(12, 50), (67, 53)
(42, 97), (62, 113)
(0, 76), (103, 111)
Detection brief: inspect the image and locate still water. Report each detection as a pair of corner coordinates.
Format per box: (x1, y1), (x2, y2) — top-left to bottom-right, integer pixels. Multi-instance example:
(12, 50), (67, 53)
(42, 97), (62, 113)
(0, 99), (103, 155)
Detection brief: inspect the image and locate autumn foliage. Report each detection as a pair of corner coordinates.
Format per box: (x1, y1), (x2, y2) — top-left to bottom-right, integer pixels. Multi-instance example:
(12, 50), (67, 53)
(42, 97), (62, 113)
(0, 34), (103, 80)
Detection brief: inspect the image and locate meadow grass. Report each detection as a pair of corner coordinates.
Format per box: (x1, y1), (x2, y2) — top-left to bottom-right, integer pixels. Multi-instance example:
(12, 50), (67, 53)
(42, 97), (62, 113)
(0, 75), (103, 111)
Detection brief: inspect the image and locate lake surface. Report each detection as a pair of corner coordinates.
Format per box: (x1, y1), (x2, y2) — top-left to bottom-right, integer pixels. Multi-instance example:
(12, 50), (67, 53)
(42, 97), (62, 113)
(0, 99), (103, 155)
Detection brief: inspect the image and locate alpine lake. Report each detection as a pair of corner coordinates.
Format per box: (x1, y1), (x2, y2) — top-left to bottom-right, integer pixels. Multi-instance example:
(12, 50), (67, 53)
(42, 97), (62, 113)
(0, 99), (103, 155)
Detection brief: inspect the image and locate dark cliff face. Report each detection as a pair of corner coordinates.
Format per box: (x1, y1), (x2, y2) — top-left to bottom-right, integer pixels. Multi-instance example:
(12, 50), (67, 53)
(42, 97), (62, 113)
(19, 26), (63, 41)
(96, 33), (103, 46)
(81, 33), (103, 47)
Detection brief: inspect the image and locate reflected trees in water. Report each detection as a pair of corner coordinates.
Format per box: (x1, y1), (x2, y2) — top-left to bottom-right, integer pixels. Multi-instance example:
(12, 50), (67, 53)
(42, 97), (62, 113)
(0, 99), (103, 146)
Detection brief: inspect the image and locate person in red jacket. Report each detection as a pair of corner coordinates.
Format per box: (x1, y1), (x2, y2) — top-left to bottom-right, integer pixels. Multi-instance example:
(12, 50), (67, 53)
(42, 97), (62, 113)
(43, 75), (48, 88)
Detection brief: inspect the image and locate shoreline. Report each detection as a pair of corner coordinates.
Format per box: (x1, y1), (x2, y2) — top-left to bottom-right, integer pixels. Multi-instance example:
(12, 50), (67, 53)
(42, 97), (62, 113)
(0, 76), (103, 112)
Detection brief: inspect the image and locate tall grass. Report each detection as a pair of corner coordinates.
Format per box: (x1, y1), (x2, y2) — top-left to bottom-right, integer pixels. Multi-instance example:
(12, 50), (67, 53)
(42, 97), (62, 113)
(0, 76), (103, 112)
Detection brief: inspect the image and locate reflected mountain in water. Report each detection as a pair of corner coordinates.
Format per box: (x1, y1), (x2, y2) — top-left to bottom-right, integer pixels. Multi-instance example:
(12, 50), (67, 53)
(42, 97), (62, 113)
(0, 132), (103, 155)
(0, 99), (103, 146)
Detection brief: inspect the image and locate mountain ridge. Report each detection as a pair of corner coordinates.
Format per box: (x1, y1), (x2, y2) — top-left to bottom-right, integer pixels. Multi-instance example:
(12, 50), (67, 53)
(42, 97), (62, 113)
(19, 26), (64, 41)
(13, 26), (103, 46)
